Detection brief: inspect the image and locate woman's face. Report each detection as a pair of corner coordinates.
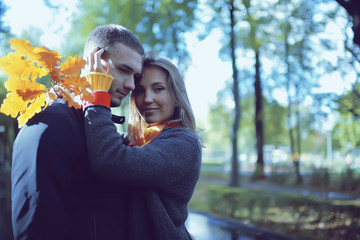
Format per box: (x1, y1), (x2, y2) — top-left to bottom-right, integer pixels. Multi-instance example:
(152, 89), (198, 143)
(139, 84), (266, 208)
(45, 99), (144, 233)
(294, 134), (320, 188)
(134, 66), (176, 125)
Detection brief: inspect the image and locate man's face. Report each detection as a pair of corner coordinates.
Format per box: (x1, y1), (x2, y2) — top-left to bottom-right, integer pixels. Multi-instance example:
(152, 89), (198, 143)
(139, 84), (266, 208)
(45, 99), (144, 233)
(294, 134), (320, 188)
(103, 42), (142, 107)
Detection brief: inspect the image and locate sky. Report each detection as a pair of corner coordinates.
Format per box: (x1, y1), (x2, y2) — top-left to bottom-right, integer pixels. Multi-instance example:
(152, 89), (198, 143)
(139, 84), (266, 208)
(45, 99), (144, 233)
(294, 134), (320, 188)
(1, 0), (353, 128)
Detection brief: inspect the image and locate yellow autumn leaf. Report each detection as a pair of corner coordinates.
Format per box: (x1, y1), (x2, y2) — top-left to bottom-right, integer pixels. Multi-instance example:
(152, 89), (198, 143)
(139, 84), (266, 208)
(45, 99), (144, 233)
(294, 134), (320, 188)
(17, 93), (46, 128)
(50, 68), (62, 83)
(0, 38), (88, 128)
(5, 75), (46, 94)
(57, 75), (93, 108)
(9, 38), (39, 62)
(9, 38), (61, 73)
(0, 92), (28, 118)
(56, 86), (82, 109)
(16, 88), (46, 102)
(61, 75), (93, 96)
(0, 53), (48, 80)
(47, 90), (57, 101)
(4, 75), (25, 92)
(60, 56), (86, 76)
(34, 46), (62, 71)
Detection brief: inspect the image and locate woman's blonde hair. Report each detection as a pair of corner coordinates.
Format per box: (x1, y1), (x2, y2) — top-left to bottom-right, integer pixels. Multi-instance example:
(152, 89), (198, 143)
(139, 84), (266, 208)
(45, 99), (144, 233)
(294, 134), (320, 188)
(128, 52), (200, 144)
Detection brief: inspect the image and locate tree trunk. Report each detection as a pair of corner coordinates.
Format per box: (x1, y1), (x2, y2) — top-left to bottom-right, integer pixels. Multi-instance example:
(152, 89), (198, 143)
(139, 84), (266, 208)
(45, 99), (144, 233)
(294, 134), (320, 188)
(294, 105), (303, 184)
(284, 22), (297, 183)
(251, 51), (265, 180)
(229, 0), (241, 187)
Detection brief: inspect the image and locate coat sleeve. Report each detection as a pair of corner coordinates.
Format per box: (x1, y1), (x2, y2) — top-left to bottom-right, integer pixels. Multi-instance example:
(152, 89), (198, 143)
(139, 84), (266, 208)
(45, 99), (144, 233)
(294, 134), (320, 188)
(84, 106), (201, 190)
(11, 110), (80, 240)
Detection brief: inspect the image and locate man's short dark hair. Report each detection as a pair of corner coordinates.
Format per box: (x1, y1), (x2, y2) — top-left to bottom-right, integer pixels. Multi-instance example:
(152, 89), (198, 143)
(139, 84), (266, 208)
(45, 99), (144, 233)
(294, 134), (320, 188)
(84, 24), (145, 57)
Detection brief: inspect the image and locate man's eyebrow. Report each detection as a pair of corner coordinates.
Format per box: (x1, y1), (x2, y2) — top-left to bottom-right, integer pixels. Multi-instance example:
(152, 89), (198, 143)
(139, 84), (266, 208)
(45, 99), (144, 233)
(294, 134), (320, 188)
(115, 64), (133, 71)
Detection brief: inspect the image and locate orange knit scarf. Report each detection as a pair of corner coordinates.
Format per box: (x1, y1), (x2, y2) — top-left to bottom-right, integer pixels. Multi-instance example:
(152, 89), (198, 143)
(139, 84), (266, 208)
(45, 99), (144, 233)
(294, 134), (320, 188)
(134, 122), (180, 147)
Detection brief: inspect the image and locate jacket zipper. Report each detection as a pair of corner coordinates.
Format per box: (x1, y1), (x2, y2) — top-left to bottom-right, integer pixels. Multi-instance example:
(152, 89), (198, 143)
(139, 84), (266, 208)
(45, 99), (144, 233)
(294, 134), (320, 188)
(91, 212), (96, 240)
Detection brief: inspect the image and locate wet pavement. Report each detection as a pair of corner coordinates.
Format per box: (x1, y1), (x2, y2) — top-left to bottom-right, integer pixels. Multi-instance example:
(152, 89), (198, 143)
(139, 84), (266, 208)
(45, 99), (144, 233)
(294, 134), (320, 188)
(186, 211), (301, 240)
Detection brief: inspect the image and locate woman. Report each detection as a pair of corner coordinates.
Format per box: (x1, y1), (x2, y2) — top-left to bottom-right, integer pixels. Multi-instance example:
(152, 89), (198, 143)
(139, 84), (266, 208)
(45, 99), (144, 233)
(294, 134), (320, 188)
(84, 53), (202, 239)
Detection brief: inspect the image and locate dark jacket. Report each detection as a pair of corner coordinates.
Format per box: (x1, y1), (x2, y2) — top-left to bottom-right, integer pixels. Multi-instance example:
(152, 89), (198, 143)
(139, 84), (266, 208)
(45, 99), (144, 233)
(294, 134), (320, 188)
(84, 105), (202, 240)
(11, 101), (129, 240)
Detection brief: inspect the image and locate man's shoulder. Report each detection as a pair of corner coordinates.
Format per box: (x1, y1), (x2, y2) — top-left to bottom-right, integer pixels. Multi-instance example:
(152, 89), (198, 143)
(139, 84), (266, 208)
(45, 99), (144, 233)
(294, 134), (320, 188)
(26, 100), (83, 127)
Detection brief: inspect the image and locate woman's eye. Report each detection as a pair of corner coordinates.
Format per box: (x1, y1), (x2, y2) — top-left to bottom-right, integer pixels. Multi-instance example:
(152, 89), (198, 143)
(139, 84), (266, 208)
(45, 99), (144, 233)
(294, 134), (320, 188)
(154, 87), (164, 92)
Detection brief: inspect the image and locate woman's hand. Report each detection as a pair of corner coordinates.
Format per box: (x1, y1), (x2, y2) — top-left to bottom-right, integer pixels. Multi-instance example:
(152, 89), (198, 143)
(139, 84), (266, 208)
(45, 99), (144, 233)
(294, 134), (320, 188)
(84, 48), (118, 80)
(84, 48), (107, 74)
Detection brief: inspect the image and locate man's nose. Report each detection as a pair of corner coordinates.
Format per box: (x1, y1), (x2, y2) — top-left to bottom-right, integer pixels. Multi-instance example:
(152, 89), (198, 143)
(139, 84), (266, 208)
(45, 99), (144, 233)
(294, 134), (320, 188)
(124, 77), (135, 91)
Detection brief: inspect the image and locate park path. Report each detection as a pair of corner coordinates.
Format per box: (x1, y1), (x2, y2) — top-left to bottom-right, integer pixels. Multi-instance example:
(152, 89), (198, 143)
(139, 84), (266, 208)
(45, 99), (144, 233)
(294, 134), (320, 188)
(186, 177), (360, 240)
(200, 177), (360, 201)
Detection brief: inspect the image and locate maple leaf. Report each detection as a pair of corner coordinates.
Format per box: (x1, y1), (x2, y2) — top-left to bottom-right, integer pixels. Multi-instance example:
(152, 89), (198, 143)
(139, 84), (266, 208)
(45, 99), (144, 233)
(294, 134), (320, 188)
(0, 53), (48, 80)
(60, 56), (86, 76)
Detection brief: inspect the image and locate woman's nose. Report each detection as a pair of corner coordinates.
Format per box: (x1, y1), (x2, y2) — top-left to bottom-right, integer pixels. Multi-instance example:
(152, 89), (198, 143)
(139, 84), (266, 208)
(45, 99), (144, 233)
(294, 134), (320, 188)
(144, 90), (153, 103)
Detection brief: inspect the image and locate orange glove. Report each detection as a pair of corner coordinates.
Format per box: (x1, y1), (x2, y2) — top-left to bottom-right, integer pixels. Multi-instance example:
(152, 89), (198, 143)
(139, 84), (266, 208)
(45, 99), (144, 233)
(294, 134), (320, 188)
(83, 72), (114, 108)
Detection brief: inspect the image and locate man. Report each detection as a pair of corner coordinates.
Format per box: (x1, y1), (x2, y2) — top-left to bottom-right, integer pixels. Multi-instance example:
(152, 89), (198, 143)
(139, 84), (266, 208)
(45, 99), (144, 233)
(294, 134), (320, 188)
(11, 24), (144, 240)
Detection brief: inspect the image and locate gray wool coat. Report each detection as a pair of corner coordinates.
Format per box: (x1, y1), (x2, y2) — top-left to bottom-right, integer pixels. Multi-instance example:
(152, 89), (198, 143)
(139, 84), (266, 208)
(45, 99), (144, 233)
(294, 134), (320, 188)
(84, 105), (202, 240)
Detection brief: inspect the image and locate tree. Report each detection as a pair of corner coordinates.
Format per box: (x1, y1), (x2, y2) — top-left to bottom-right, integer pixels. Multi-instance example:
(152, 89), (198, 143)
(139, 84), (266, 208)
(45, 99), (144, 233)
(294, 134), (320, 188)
(272, 0), (338, 184)
(0, 0), (10, 52)
(240, 0), (272, 180)
(201, 0), (243, 186)
(64, 0), (199, 71)
(337, 82), (360, 118)
(336, 0), (360, 46)
(227, 0), (242, 187)
(0, 0), (17, 170)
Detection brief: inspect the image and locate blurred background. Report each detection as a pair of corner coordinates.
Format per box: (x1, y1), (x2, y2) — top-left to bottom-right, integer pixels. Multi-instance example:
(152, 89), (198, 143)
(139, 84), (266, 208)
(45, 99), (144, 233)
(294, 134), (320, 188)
(0, 0), (360, 239)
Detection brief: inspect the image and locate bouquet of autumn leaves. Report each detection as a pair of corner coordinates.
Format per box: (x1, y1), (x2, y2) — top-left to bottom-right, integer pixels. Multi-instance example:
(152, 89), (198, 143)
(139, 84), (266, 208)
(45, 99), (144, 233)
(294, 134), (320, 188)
(0, 39), (94, 128)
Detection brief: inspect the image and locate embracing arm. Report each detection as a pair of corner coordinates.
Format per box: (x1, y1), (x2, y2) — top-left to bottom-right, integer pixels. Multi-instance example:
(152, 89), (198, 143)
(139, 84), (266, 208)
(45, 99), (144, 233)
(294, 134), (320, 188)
(84, 105), (201, 190)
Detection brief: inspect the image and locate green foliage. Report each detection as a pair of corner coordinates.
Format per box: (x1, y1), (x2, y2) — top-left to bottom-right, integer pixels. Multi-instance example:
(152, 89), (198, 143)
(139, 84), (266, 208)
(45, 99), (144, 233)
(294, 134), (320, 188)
(332, 112), (360, 153)
(336, 83), (360, 118)
(66, 0), (199, 70)
(206, 84), (290, 158)
(203, 86), (233, 157)
(263, 100), (288, 147)
(0, 0), (9, 35)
